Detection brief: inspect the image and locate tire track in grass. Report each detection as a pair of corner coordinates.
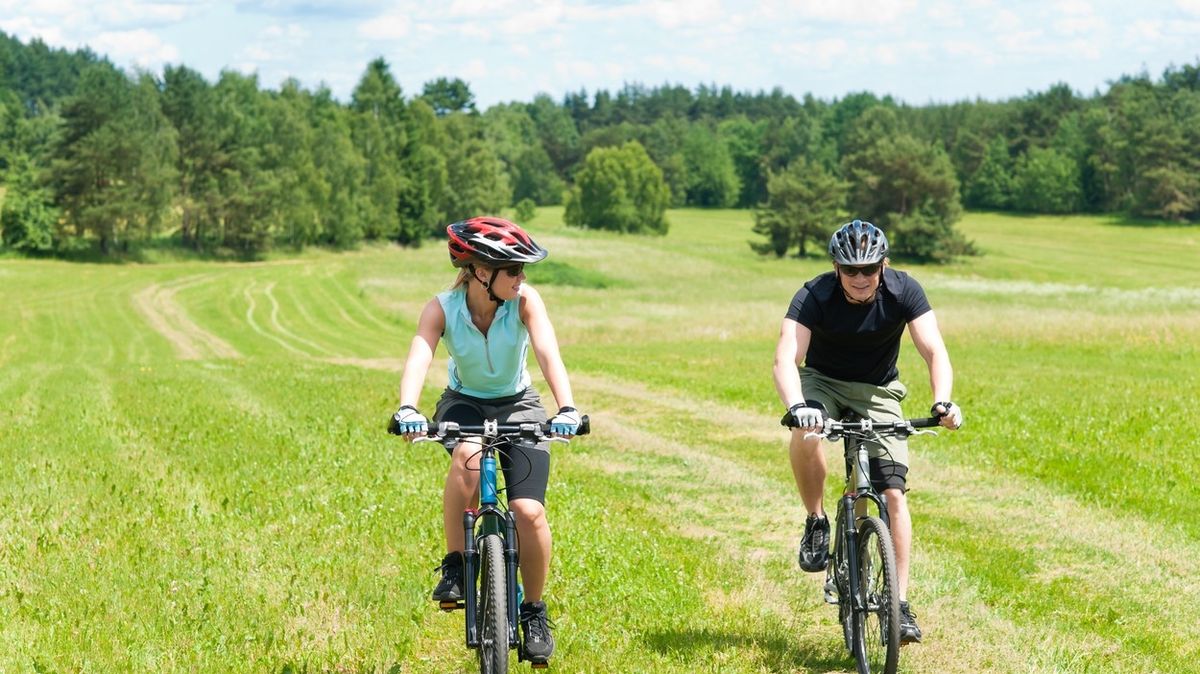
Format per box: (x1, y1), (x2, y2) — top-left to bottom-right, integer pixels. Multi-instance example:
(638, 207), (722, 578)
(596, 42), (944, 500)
(275, 276), (364, 356)
(241, 279), (403, 369)
(312, 268), (381, 338)
(263, 281), (337, 356)
(0, 333), (15, 368)
(242, 280), (309, 356)
(133, 276), (241, 360)
(338, 276), (401, 333)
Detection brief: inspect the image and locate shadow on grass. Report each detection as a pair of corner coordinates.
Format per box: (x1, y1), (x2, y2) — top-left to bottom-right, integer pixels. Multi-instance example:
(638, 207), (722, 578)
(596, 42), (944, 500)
(643, 626), (851, 673)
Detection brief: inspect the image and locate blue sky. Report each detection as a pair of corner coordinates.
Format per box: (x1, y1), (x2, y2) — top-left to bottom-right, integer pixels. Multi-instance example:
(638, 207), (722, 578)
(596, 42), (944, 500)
(3, 1), (1199, 109)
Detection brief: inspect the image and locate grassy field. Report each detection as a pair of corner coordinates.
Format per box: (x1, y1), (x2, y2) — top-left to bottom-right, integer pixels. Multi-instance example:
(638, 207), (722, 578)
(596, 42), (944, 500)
(1, 209), (1198, 673)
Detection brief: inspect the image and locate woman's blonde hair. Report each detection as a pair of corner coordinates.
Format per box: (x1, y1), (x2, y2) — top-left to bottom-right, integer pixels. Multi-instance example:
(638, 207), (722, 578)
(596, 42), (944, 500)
(451, 266), (477, 290)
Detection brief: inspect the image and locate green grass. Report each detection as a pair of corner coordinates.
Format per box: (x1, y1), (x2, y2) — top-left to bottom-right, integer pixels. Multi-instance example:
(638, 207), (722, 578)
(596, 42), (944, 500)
(1, 210), (1198, 672)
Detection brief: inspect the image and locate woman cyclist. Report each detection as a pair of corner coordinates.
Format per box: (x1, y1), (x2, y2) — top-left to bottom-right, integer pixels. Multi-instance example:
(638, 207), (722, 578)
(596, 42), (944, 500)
(388, 216), (580, 665)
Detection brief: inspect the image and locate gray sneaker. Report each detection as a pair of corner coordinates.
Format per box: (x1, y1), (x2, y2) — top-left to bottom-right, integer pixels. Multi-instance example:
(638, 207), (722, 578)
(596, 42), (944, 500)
(431, 552), (463, 602)
(899, 601), (923, 644)
(798, 513), (830, 572)
(519, 601), (555, 663)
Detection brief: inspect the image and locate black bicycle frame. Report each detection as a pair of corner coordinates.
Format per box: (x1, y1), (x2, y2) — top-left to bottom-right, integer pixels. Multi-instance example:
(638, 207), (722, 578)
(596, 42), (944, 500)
(837, 429), (891, 620)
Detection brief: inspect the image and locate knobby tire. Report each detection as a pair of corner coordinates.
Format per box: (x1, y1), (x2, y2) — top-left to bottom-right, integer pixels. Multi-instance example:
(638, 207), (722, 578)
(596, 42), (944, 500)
(477, 534), (509, 674)
(852, 516), (900, 674)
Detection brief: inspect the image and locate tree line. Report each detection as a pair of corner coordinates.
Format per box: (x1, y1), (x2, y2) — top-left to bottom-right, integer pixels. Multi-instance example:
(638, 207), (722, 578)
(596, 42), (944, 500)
(2, 30), (1198, 259)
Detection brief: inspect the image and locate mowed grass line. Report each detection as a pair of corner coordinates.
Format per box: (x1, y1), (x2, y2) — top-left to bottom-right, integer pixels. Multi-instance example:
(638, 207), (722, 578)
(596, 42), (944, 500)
(2, 210), (1198, 672)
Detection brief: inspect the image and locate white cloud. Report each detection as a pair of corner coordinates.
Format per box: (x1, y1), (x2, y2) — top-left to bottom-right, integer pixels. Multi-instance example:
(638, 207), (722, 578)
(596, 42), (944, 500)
(644, 0), (724, 28)
(358, 12), (411, 40)
(238, 21), (309, 73)
(773, 0), (917, 24)
(1054, 15), (1106, 36)
(926, 1), (966, 27)
(461, 58), (488, 80)
(772, 38), (850, 70)
(447, 0), (527, 18)
(496, 3), (566, 35)
(93, 2), (196, 27)
(263, 23), (309, 40)
(992, 8), (1023, 30)
(942, 39), (997, 66)
(1177, 0), (1200, 15)
(0, 16), (69, 45)
(92, 29), (179, 68)
(1123, 19), (1164, 41)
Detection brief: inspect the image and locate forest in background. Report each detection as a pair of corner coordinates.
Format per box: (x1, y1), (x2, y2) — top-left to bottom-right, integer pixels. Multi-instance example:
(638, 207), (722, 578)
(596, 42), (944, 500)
(1, 30), (1198, 257)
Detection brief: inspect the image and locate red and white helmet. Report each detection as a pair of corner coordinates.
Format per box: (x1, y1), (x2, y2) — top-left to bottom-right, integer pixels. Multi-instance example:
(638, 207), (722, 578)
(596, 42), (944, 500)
(446, 216), (548, 268)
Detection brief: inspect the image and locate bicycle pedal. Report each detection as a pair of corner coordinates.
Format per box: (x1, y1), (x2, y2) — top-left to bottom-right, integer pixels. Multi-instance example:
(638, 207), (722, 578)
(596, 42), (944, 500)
(529, 662), (548, 670)
(439, 600), (463, 612)
(823, 580), (838, 604)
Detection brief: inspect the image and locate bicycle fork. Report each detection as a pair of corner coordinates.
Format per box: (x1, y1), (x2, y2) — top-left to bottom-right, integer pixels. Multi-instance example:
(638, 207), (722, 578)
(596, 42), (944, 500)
(462, 509), (480, 648)
(840, 493), (866, 615)
(505, 511), (520, 650)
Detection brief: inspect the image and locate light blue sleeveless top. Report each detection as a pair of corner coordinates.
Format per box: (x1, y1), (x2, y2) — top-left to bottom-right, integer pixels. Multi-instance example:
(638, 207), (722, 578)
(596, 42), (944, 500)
(437, 287), (532, 398)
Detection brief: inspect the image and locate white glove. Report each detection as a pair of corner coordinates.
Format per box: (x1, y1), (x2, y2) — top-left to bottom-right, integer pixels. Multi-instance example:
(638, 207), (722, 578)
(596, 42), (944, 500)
(392, 405), (428, 437)
(932, 401), (963, 429)
(549, 407), (581, 437)
(789, 404), (824, 430)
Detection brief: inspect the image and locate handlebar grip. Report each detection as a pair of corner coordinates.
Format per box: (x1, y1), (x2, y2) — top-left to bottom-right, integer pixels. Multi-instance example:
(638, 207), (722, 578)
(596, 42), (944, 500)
(576, 415), (591, 436)
(386, 415), (402, 435)
(908, 417), (942, 428)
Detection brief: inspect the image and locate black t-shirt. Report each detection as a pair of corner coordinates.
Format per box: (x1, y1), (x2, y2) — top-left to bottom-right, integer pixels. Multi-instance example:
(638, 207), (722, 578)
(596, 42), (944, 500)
(785, 268), (932, 386)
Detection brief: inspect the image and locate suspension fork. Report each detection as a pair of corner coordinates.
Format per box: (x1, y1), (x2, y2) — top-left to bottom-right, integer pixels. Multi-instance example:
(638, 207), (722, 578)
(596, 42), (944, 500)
(462, 509), (480, 648)
(841, 492), (865, 613)
(505, 510), (520, 648)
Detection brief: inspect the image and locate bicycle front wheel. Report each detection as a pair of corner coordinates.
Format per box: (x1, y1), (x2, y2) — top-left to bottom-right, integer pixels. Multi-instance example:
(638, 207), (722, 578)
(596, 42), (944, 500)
(852, 516), (900, 674)
(477, 533), (509, 674)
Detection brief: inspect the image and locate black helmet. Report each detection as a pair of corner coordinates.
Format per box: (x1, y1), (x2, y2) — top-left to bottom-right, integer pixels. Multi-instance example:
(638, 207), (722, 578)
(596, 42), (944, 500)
(829, 219), (888, 265)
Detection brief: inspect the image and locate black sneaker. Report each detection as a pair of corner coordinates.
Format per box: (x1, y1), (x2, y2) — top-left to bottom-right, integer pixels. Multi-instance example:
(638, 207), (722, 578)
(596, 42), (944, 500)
(798, 513), (830, 572)
(519, 601), (555, 663)
(431, 552), (463, 602)
(899, 601), (922, 644)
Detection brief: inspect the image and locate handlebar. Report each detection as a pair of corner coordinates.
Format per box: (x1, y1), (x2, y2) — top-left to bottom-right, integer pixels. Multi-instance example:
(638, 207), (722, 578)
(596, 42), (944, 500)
(389, 415), (591, 441)
(782, 415), (942, 440)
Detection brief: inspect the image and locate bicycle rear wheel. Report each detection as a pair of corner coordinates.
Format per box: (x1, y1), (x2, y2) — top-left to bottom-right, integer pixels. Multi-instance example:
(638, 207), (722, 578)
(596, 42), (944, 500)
(477, 533), (509, 674)
(852, 516), (900, 674)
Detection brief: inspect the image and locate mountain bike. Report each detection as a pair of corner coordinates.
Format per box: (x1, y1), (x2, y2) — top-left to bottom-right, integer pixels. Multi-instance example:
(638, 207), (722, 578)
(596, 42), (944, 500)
(415, 416), (590, 673)
(789, 414), (940, 674)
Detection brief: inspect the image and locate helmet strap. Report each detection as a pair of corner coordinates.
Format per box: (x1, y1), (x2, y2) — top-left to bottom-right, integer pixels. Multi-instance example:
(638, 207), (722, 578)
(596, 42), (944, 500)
(486, 268), (503, 303)
(467, 264), (505, 304)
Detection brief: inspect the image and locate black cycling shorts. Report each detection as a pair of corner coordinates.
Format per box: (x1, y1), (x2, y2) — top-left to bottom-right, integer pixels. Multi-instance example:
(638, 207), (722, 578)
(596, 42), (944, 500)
(433, 387), (551, 504)
(868, 458), (909, 493)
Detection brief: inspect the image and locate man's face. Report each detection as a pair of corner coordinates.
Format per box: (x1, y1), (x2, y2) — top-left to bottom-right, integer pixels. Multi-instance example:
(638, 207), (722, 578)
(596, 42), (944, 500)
(835, 262), (882, 303)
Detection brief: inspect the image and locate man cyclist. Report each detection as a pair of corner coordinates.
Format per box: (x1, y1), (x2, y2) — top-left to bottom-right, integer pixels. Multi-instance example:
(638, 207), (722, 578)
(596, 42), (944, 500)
(773, 219), (963, 644)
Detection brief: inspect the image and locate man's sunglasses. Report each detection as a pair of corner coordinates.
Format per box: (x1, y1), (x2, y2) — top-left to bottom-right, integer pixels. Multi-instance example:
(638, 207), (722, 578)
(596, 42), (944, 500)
(838, 263), (881, 277)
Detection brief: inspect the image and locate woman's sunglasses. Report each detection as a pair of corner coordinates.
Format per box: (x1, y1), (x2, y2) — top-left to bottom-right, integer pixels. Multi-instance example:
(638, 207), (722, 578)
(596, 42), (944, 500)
(499, 264), (525, 277)
(838, 263), (881, 277)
